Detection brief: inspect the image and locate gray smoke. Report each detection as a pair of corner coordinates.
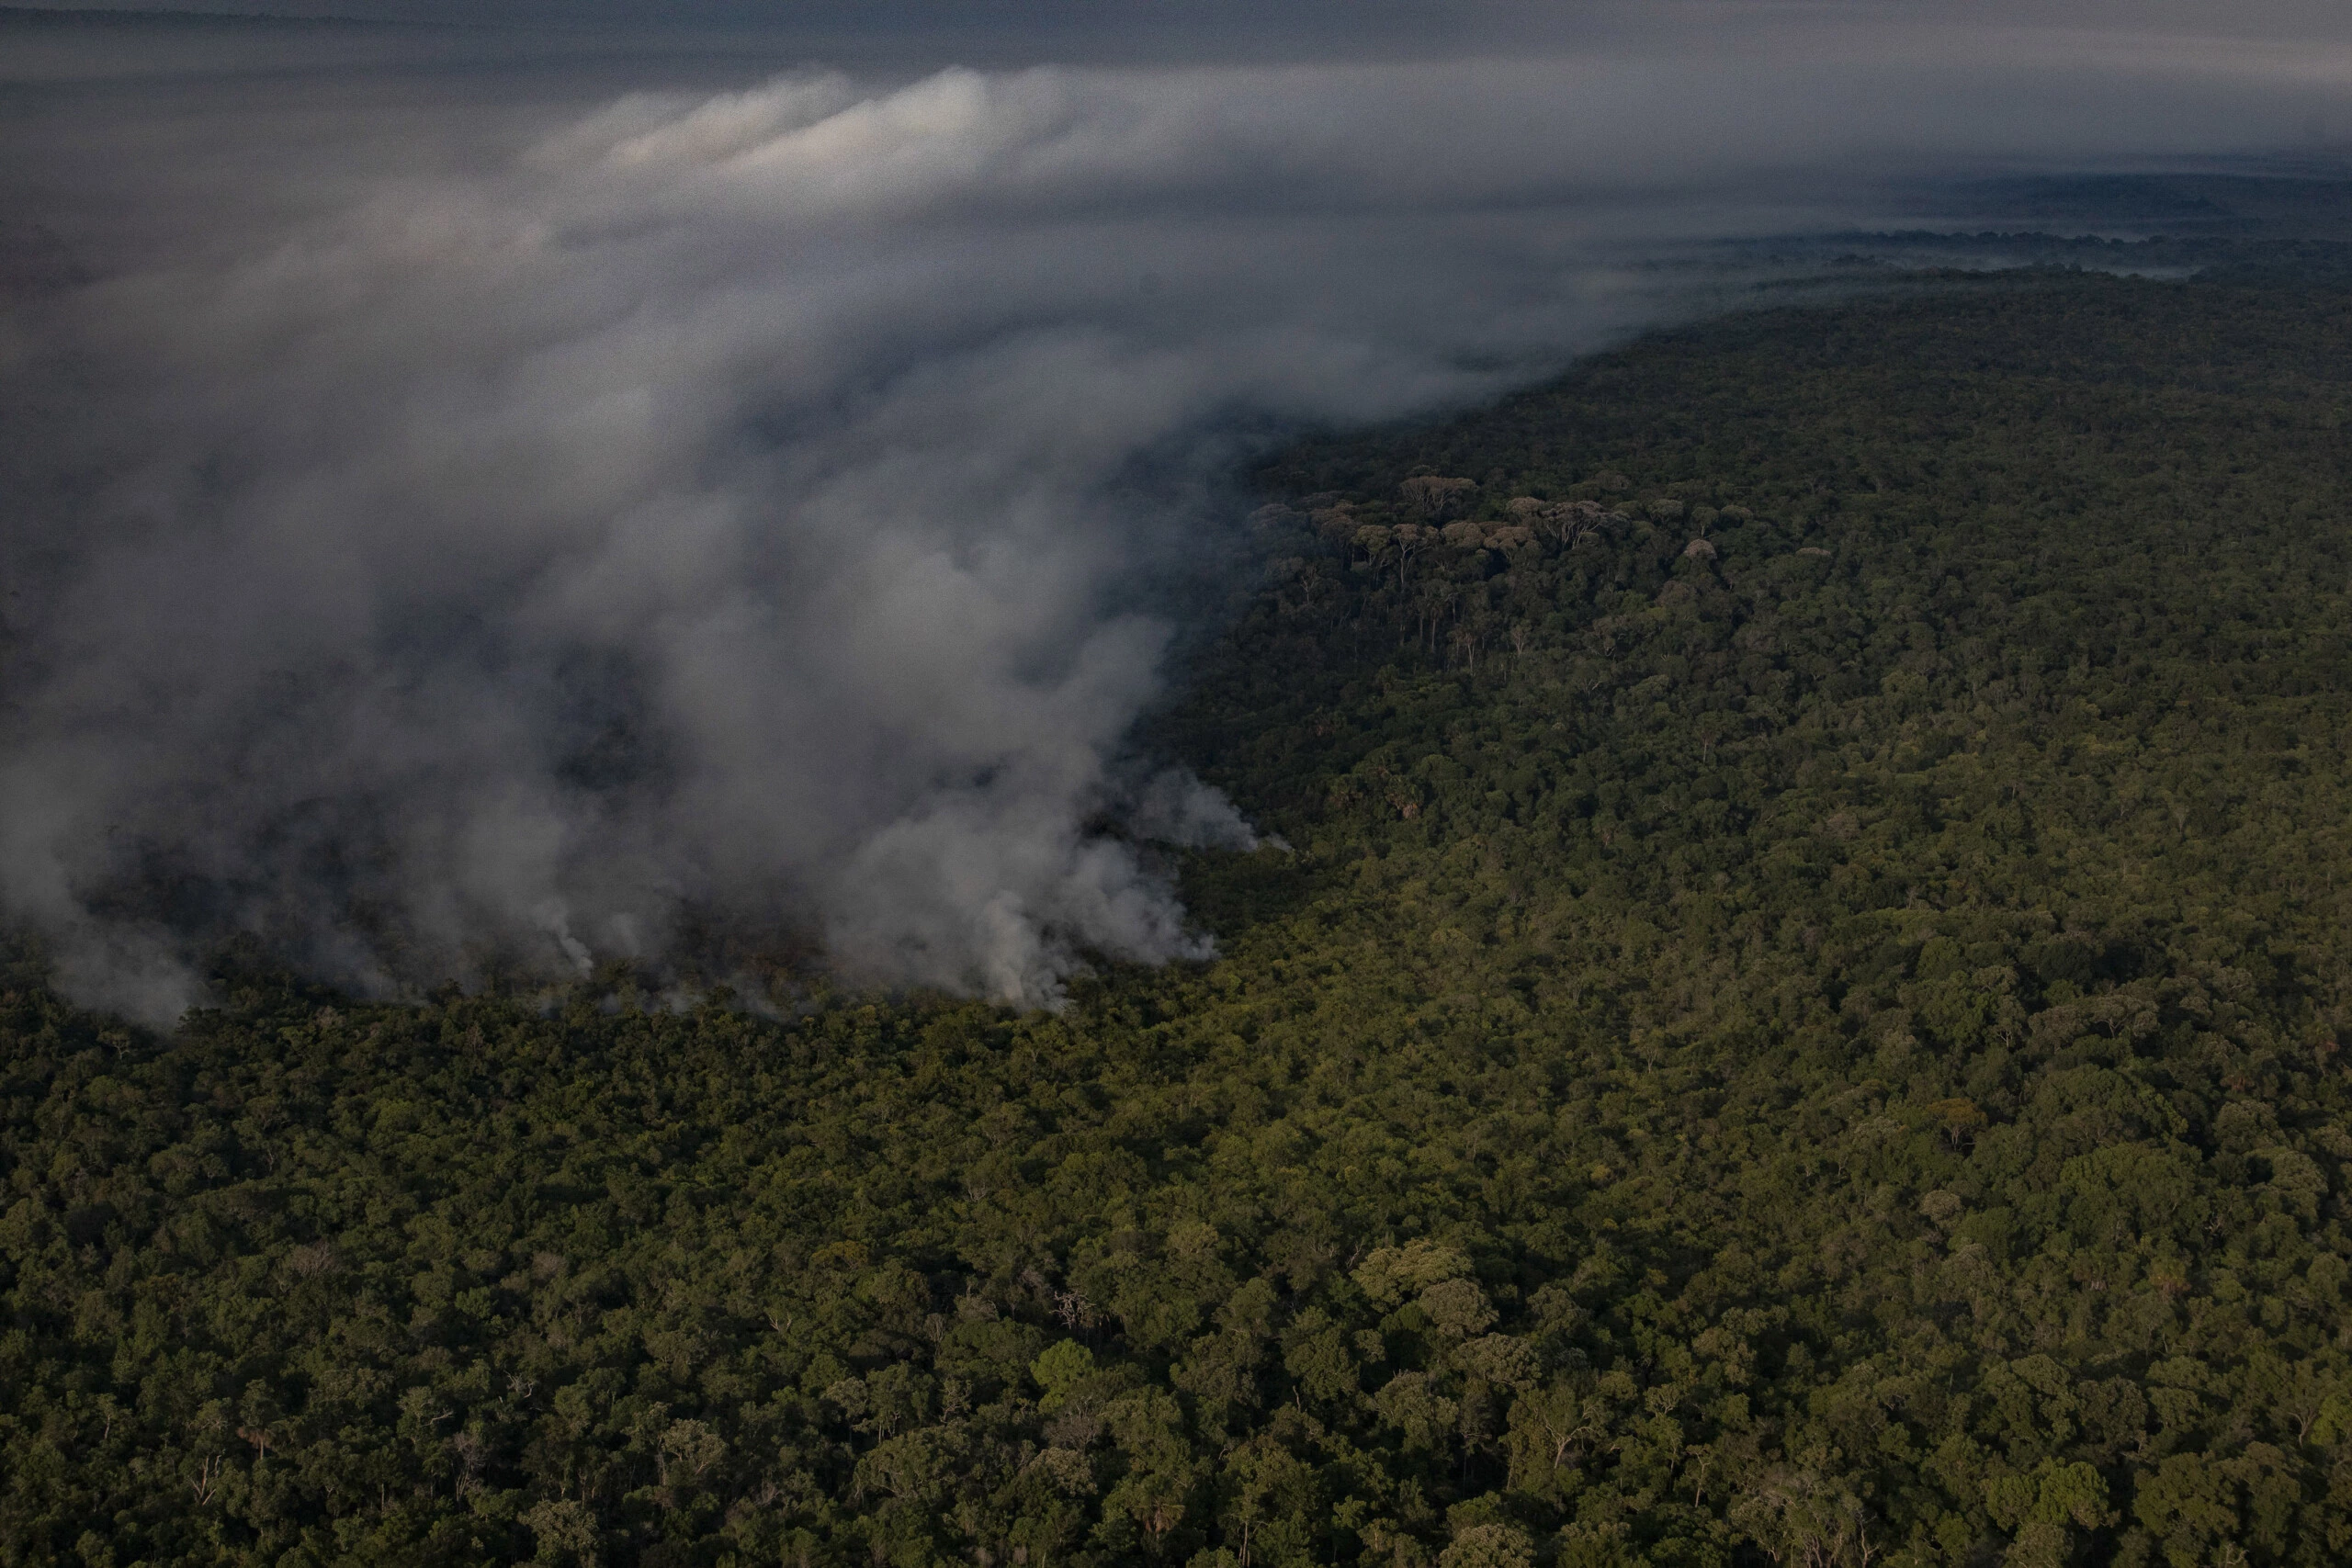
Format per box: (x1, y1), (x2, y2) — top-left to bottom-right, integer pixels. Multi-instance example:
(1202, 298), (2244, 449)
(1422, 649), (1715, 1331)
(5, 10), (2351, 1023)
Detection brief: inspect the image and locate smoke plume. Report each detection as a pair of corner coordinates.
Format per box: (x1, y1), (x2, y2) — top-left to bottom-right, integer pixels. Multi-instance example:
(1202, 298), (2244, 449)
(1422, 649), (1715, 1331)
(4, 10), (2351, 1022)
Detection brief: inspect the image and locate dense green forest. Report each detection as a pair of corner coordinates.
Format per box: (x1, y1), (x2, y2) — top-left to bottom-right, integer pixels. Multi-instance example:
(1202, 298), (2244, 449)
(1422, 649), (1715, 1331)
(10, 271), (2352, 1568)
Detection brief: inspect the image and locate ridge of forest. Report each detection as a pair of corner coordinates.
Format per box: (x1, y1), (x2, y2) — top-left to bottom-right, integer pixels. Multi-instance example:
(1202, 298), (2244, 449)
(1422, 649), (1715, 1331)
(10, 272), (2352, 1567)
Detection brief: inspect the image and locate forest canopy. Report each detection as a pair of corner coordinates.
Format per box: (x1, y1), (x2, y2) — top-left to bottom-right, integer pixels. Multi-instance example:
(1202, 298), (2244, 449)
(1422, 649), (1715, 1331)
(8, 270), (2352, 1567)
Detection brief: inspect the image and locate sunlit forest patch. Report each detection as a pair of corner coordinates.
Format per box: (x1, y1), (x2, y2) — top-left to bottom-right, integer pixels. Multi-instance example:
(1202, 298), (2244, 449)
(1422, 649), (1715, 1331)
(9, 270), (2352, 1566)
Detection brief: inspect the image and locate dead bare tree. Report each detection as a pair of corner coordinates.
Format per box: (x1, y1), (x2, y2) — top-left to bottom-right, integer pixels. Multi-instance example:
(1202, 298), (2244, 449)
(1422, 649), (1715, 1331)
(1399, 475), (1478, 520)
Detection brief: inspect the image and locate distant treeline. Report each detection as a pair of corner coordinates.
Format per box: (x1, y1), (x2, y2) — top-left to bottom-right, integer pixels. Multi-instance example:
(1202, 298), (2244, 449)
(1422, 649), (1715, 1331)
(10, 271), (2352, 1567)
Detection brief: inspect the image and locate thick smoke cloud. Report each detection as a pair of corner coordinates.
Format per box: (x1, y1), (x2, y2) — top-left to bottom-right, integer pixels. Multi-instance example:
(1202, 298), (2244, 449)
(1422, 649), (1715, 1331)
(5, 12), (2352, 1023)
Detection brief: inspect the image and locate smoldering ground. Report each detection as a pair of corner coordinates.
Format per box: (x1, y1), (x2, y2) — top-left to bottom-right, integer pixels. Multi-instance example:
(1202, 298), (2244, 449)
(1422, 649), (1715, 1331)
(5, 7), (2352, 1026)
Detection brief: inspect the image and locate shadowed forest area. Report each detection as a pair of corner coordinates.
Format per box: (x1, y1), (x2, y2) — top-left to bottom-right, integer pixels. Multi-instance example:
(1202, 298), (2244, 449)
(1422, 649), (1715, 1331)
(10, 270), (2352, 1566)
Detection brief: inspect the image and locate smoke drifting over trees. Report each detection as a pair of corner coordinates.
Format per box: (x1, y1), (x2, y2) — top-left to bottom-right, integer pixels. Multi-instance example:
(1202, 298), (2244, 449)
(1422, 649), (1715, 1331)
(5, 10), (2352, 1020)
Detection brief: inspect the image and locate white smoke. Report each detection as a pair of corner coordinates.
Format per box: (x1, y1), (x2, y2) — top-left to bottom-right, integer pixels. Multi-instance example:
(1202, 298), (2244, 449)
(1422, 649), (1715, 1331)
(5, 17), (2352, 1023)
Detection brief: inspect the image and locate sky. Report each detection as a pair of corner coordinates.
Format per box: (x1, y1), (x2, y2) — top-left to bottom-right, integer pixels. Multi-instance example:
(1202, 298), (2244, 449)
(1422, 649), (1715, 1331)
(4, 1), (2351, 1024)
